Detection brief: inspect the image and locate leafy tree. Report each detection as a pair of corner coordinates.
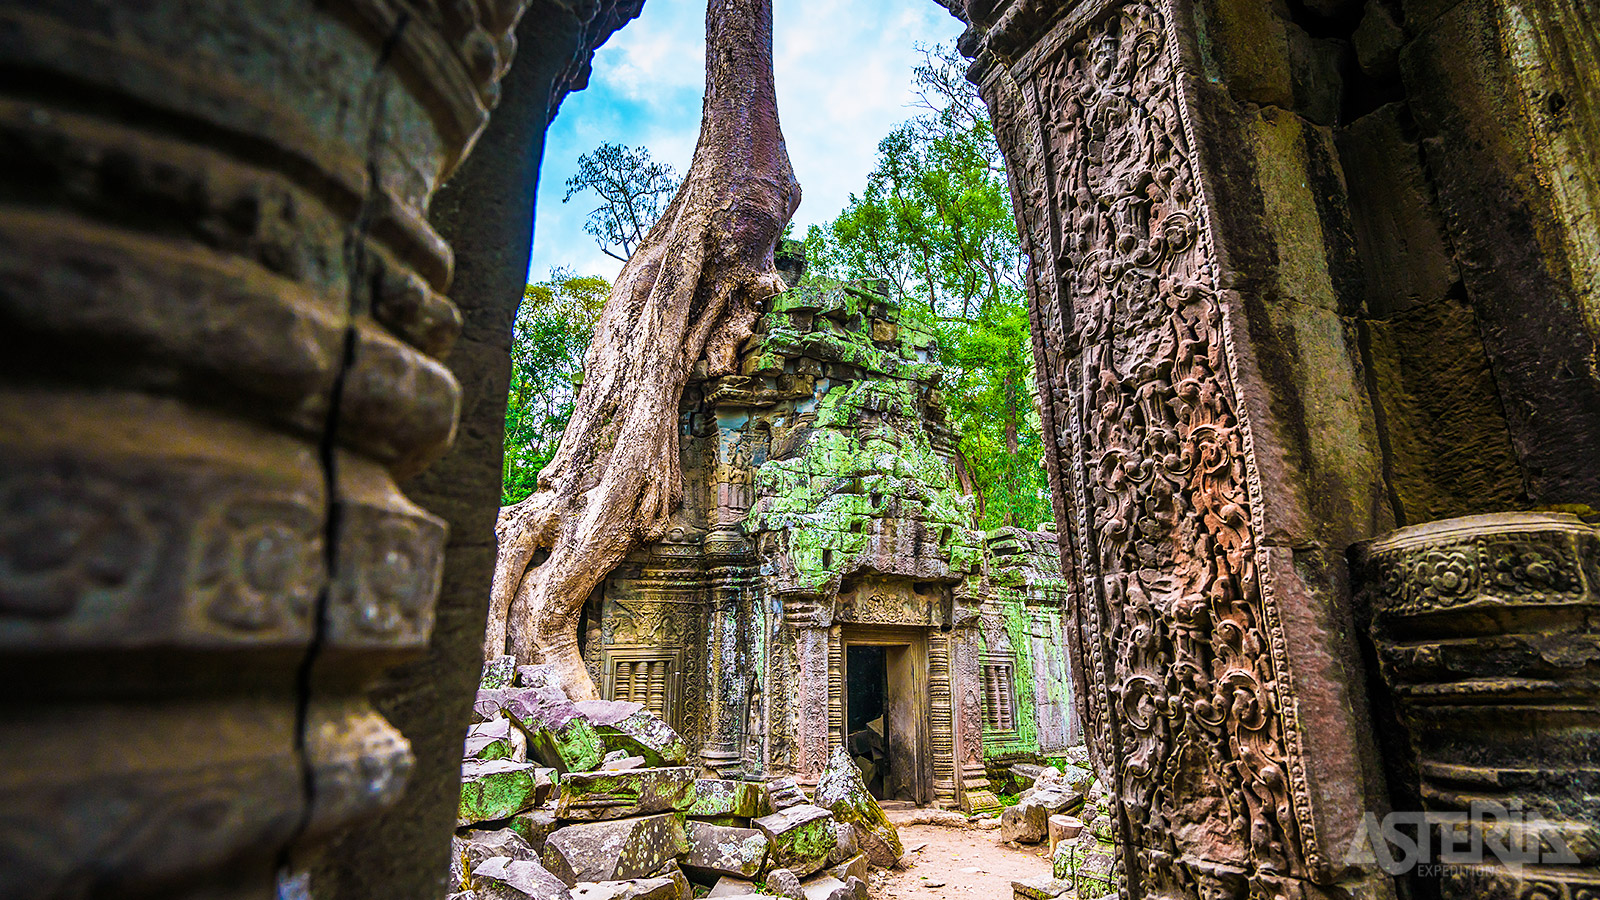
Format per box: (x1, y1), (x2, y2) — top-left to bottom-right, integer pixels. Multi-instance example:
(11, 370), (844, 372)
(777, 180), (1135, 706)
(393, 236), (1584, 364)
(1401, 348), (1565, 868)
(502, 268), (608, 504)
(808, 42), (1046, 530)
(563, 143), (682, 261)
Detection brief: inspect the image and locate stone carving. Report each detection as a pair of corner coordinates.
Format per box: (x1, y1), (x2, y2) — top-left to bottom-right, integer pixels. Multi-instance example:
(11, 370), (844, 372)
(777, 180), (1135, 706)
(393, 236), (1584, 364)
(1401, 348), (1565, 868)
(1356, 512), (1600, 900)
(977, 2), (1328, 894)
(0, 0), (537, 895)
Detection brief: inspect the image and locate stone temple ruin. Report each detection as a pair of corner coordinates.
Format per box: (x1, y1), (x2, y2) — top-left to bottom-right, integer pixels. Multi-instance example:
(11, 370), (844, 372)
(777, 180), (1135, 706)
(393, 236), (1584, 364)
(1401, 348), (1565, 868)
(2, 1), (1597, 899)
(581, 248), (1079, 813)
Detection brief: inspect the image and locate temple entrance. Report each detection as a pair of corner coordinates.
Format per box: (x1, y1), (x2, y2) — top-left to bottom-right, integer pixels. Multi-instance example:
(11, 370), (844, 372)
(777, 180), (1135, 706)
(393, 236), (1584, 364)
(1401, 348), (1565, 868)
(842, 629), (930, 805)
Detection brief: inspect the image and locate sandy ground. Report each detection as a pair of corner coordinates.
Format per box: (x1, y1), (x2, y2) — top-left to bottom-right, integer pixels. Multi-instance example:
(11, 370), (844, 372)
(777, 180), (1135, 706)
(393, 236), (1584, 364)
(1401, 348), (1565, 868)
(870, 814), (1051, 900)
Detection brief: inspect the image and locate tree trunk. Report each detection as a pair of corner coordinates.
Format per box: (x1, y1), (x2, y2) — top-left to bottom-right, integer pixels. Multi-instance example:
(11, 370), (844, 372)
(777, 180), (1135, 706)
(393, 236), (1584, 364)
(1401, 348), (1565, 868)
(486, 0), (799, 700)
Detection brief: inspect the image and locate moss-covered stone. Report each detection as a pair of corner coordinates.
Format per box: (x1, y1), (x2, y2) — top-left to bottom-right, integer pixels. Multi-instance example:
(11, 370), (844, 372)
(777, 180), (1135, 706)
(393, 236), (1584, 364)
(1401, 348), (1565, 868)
(555, 766), (697, 821)
(811, 748), (903, 867)
(688, 779), (766, 819)
(752, 804), (836, 878)
(459, 759), (542, 827)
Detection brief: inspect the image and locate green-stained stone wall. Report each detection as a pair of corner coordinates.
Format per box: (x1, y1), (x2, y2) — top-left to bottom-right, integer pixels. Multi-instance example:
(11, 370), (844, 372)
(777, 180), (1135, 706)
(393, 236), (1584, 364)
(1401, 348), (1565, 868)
(585, 255), (1078, 793)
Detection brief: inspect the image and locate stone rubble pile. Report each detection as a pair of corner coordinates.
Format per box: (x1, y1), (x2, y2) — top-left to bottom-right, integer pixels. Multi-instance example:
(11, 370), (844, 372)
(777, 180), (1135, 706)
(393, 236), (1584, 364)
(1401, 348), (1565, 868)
(1001, 761), (1118, 900)
(451, 657), (901, 900)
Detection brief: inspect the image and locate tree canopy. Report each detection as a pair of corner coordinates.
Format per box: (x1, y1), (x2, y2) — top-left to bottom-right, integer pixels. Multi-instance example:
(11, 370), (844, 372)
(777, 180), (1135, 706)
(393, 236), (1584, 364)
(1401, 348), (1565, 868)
(502, 269), (608, 504)
(805, 42), (1047, 530)
(562, 142), (682, 261)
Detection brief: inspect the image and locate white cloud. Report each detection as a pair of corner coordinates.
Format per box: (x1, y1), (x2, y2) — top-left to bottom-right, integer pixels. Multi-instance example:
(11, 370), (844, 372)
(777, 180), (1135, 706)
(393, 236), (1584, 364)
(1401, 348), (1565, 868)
(528, 0), (967, 284)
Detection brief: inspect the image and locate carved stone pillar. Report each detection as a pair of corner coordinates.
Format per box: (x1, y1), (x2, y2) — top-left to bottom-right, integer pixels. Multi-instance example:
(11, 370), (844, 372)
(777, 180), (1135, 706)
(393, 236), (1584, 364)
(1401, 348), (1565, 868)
(1356, 512), (1600, 899)
(968, 0), (1395, 896)
(793, 619), (835, 785)
(0, 1), (531, 896)
(703, 527), (757, 776)
(947, 614), (1000, 814)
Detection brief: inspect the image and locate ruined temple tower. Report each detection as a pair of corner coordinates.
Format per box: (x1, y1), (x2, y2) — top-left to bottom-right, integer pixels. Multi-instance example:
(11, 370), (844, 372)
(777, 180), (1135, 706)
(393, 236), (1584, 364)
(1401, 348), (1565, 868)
(577, 246), (1078, 812)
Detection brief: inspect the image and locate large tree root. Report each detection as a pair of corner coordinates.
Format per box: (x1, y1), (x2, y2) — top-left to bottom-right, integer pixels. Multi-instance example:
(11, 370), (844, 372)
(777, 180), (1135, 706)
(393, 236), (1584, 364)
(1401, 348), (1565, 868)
(487, 0), (799, 700)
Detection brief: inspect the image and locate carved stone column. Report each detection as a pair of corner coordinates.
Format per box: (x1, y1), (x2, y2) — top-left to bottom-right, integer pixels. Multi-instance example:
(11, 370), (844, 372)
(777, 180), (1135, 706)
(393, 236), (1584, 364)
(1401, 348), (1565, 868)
(0, 1), (530, 896)
(703, 526), (758, 776)
(1356, 512), (1600, 899)
(967, 0), (1396, 896)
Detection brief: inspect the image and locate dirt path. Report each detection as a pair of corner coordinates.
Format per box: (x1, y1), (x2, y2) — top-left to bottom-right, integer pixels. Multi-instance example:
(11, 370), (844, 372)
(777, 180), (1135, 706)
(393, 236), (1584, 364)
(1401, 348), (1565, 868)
(871, 815), (1051, 900)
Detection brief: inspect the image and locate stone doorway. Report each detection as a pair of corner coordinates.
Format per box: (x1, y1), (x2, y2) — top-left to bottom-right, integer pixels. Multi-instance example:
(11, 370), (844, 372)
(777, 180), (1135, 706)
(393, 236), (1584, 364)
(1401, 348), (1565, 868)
(842, 628), (930, 806)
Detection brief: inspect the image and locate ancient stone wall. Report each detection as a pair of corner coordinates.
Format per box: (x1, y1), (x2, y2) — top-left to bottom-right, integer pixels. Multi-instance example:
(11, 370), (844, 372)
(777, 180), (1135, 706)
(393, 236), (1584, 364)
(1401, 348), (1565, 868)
(584, 271), (1076, 814)
(959, 0), (1599, 897)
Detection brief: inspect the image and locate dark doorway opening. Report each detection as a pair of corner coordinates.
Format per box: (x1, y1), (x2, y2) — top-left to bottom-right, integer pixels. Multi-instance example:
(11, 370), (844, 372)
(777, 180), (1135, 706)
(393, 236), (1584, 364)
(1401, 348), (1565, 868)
(846, 644), (888, 798)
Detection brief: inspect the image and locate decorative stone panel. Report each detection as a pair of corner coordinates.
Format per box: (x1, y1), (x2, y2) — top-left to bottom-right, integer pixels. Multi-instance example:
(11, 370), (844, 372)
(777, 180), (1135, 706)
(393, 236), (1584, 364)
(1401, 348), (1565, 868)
(1356, 512), (1600, 899)
(0, 0), (533, 895)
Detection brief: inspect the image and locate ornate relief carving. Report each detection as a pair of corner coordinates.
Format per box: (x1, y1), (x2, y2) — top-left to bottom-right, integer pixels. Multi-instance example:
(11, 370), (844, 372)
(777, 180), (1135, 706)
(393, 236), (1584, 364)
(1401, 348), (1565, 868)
(1357, 513), (1600, 900)
(982, 2), (1329, 894)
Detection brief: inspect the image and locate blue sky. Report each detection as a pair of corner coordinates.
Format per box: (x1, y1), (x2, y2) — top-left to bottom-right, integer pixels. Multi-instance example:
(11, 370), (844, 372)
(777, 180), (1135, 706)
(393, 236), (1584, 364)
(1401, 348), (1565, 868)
(528, 0), (967, 282)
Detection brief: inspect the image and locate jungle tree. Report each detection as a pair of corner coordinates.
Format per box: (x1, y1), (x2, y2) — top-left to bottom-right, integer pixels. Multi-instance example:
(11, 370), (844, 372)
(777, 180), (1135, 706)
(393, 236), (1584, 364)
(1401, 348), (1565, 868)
(487, 0), (800, 698)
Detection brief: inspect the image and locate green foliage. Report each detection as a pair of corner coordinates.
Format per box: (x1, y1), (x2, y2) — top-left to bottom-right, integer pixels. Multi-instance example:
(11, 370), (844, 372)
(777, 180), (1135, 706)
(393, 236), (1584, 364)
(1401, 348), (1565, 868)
(563, 142), (681, 261)
(807, 42), (1047, 530)
(502, 268), (608, 504)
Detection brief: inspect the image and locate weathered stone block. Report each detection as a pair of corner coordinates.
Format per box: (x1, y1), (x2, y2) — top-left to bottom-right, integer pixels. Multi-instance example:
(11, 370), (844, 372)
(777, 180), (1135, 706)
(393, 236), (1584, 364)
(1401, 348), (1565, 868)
(555, 767), (697, 821)
(1000, 802), (1047, 844)
(1047, 814), (1082, 851)
(481, 655), (518, 690)
(762, 778), (808, 813)
(568, 876), (683, 900)
(504, 810), (560, 854)
(705, 877), (782, 898)
(827, 822), (857, 864)
(460, 759), (544, 826)
(811, 748), (902, 867)
(466, 718), (527, 762)
(683, 820), (769, 879)
(824, 853), (866, 883)
(480, 689), (606, 774)
(763, 868), (804, 900)
(753, 805), (836, 878)
(575, 701), (689, 767)
(1011, 875), (1072, 899)
(472, 856), (572, 900)
(542, 814), (689, 886)
(689, 779), (766, 819)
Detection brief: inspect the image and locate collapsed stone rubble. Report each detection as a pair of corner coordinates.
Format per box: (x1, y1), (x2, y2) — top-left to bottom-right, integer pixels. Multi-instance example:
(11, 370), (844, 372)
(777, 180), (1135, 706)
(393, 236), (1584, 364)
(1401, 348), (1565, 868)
(998, 762), (1118, 900)
(451, 659), (901, 900)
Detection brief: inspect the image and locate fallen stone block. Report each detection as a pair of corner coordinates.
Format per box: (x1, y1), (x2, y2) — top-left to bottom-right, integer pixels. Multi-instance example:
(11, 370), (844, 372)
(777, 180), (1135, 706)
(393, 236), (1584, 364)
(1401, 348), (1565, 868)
(481, 655), (519, 690)
(763, 868), (804, 900)
(1011, 874), (1073, 899)
(575, 700), (689, 767)
(556, 767), (697, 821)
(1000, 802), (1048, 844)
(824, 853), (866, 883)
(472, 856), (572, 900)
(467, 718), (527, 762)
(763, 778), (808, 812)
(684, 820), (769, 880)
(704, 877), (782, 898)
(542, 813), (689, 886)
(504, 810), (560, 854)
(450, 828), (538, 893)
(1047, 814), (1082, 851)
(754, 804), (836, 878)
(479, 689), (606, 774)
(568, 876), (682, 900)
(689, 779), (766, 819)
(827, 876), (868, 900)
(813, 749), (902, 866)
(461, 759), (545, 826)
(827, 822), (857, 865)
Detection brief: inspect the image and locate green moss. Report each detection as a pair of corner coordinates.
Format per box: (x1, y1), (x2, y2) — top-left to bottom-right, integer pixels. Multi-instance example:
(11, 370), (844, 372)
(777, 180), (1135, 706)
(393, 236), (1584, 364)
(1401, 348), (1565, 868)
(746, 377), (979, 592)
